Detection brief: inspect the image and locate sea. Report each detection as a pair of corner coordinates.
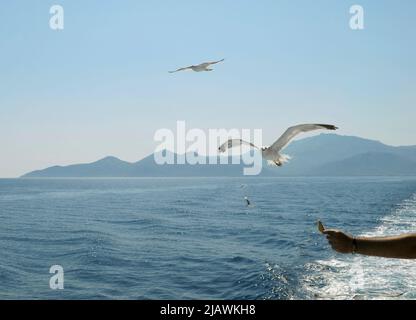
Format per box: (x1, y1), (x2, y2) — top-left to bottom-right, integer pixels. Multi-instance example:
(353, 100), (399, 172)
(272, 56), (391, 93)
(1, 177), (416, 300)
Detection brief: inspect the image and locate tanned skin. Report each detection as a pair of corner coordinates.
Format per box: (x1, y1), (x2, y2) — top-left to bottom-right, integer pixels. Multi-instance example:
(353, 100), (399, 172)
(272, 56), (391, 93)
(319, 221), (416, 259)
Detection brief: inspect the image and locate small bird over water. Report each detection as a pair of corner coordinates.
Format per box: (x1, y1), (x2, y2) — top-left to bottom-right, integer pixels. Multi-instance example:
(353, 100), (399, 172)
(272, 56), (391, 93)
(169, 59), (225, 73)
(219, 124), (338, 166)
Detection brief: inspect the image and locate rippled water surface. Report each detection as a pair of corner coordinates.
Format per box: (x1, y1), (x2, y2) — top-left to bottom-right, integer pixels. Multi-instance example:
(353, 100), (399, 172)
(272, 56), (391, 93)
(1, 177), (416, 299)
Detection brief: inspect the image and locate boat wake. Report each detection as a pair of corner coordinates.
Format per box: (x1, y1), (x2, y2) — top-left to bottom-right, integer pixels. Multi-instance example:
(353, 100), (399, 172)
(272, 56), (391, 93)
(302, 193), (416, 300)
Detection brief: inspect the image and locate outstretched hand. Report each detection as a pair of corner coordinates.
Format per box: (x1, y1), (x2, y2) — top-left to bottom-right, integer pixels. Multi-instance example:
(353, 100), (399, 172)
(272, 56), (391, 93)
(318, 221), (354, 254)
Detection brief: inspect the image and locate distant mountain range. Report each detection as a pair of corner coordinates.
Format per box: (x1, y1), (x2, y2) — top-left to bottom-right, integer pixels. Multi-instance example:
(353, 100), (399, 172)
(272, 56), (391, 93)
(21, 134), (416, 178)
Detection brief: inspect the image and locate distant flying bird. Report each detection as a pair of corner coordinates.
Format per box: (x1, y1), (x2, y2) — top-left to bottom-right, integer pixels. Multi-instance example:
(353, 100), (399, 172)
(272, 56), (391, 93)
(219, 124), (338, 166)
(169, 59), (225, 73)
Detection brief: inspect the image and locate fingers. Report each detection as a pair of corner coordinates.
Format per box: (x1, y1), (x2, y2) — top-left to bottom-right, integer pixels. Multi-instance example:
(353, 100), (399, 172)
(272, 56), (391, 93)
(317, 220), (325, 233)
(317, 221), (341, 236)
(317, 221), (353, 254)
(322, 229), (340, 236)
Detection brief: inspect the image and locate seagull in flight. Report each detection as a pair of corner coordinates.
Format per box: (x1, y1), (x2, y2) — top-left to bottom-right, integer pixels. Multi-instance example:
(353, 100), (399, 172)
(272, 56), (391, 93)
(169, 59), (225, 73)
(219, 124), (338, 166)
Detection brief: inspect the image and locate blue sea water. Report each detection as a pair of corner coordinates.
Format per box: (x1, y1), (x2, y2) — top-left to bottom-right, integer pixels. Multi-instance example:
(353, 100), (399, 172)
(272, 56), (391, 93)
(1, 177), (416, 300)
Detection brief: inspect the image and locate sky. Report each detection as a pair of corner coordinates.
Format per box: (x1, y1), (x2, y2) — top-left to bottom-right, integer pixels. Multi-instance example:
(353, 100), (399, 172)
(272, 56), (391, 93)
(0, 0), (415, 177)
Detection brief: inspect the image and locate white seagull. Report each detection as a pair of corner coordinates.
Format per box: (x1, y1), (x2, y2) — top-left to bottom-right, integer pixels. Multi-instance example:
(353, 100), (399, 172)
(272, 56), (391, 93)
(169, 59), (225, 73)
(218, 124), (338, 166)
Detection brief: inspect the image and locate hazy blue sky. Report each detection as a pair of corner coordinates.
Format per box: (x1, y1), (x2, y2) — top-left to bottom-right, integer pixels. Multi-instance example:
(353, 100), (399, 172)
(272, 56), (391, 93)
(1, 0), (415, 177)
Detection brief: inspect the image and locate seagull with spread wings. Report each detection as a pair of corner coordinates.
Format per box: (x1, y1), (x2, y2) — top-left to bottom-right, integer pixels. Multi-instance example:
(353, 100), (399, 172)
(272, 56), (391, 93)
(169, 59), (225, 73)
(219, 124), (338, 166)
